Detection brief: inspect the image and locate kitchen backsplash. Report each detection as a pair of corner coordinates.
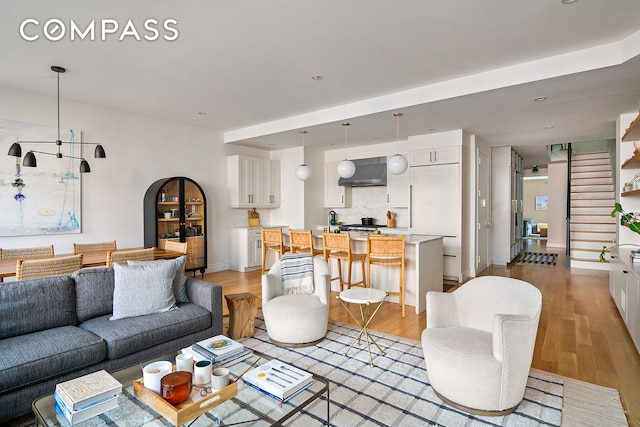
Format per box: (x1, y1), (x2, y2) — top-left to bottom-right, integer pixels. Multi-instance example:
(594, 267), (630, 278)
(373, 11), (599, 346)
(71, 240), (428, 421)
(331, 186), (408, 227)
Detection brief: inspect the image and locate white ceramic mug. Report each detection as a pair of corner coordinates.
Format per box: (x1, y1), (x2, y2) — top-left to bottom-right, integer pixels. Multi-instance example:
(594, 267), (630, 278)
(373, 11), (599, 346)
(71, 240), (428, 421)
(193, 360), (212, 385)
(143, 361), (173, 394)
(211, 367), (230, 390)
(176, 353), (193, 374)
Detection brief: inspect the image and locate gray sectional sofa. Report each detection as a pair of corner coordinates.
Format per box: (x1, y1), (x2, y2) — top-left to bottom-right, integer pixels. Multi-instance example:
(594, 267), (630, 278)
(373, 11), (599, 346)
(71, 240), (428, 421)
(0, 265), (222, 421)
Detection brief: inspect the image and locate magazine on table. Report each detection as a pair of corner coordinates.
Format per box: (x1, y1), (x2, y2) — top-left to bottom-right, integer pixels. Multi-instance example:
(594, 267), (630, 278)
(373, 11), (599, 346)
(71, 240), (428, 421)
(192, 335), (245, 361)
(183, 346), (253, 368)
(242, 359), (313, 402)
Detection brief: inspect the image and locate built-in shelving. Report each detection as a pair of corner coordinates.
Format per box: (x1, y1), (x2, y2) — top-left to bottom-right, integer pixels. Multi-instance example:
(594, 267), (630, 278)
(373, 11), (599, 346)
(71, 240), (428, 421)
(622, 114), (640, 142)
(621, 151), (640, 169)
(621, 189), (640, 197)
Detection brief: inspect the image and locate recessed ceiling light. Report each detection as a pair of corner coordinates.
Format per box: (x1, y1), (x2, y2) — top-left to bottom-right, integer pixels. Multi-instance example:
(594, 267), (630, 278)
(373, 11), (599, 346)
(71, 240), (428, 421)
(561, 0), (577, 4)
(534, 96), (547, 102)
(428, 128), (437, 132)
(544, 125), (554, 129)
(311, 75), (323, 81)
(197, 112), (207, 116)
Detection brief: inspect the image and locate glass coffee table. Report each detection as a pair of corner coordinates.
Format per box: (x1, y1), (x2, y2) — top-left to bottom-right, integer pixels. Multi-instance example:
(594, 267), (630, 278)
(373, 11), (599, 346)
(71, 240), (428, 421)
(33, 349), (329, 426)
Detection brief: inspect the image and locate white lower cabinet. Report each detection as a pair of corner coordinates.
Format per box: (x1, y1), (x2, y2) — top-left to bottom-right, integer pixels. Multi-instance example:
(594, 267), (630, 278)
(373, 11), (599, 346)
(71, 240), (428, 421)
(609, 253), (640, 354)
(230, 227), (262, 272)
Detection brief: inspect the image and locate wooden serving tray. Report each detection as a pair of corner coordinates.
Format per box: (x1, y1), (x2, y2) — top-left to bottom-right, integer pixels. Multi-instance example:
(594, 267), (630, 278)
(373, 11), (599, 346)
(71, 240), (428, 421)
(133, 377), (237, 426)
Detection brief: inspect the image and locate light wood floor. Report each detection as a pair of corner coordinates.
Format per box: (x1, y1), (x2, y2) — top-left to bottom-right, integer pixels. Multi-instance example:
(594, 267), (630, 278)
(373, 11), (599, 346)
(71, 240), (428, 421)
(205, 239), (640, 426)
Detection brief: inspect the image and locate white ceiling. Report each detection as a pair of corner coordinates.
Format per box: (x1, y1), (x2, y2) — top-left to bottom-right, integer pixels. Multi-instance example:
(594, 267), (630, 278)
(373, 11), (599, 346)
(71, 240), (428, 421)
(2, 0), (640, 168)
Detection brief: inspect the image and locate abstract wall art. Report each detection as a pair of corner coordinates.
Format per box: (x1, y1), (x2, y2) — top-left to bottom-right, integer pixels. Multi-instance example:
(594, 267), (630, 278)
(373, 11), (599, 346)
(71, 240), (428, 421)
(0, 119), (82, 236)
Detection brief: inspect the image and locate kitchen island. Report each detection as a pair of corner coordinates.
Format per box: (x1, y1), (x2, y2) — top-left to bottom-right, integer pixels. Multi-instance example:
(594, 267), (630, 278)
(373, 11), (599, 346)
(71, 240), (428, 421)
(311, 231), (443, 314)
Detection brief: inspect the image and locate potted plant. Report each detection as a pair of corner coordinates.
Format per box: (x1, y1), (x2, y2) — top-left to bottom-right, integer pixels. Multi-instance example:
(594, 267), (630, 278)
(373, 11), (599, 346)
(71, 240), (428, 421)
(599, 202), (640, 262)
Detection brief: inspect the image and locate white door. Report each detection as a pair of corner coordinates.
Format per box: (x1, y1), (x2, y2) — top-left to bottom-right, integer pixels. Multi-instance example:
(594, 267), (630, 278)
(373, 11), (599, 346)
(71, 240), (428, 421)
(476, 150), (490, 273)
(410, 163), (460, 235)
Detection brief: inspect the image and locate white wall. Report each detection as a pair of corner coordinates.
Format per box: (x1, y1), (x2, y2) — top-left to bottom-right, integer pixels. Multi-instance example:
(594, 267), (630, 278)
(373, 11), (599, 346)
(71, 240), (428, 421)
(0, 84), (260, 272)
(547, 162), (567, 248)
(523, 179), (549, 225)
(617, 112), (640, 247)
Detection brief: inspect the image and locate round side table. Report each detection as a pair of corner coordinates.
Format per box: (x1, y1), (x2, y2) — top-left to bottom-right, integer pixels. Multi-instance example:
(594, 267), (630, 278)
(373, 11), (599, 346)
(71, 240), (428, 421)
(336, 287), (388, 367)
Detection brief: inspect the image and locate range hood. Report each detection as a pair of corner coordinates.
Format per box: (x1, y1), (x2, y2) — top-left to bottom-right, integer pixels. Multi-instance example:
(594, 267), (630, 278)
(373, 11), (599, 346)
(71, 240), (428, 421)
(338, 156), (387, 187)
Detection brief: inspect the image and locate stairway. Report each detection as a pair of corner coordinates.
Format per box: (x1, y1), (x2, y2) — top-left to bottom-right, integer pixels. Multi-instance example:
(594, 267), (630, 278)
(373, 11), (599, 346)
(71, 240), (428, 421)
(570, 152), (616, 270)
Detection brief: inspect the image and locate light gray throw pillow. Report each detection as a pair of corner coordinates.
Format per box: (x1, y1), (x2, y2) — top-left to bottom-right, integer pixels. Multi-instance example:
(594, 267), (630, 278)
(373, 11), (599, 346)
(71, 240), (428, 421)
(110, 260), (177, 320)
(129, 256), (189, 303)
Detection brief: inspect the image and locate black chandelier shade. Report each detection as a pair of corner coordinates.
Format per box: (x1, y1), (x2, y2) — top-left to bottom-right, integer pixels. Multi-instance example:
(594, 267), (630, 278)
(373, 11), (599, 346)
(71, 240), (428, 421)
(5, 65), (107, 174)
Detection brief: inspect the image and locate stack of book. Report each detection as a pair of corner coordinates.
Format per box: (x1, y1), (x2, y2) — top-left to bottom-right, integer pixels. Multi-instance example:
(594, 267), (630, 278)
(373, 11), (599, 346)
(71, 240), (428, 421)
(185, 335), (253, 368)
(631, 250), (640, 263)
(243, 359), (313, 403)
(54, 370), (122, 424)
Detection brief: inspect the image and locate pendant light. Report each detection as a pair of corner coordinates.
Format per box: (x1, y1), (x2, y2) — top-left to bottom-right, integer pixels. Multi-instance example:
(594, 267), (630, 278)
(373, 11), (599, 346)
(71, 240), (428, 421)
(7, 66), (106, 173)
(337, 122), (356, 178)
(295, 130), (311, 181)
(388, 112), (408, 175)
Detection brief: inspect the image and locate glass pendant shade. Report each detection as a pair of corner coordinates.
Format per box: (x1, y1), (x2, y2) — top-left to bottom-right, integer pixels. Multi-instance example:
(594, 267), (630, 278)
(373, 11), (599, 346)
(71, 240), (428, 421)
(23, 151), (37, 167)
(388, 153), (408, 175)
(94, 144), (106, 158)
(295, 164), (311, 181)
(79, 160), (91, 173)
(337, 159), (356, 178)
(8, 142), (22, 157)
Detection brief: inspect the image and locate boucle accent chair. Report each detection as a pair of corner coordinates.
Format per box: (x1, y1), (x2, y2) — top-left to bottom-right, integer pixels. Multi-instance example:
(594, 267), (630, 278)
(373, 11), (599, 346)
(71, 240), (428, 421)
(262, 256), (330, 347)
(421, 276), (542, 416)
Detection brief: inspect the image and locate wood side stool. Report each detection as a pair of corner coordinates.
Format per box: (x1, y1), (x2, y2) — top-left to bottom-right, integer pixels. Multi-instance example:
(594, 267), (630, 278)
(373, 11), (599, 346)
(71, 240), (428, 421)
(225, 293), (259, 339)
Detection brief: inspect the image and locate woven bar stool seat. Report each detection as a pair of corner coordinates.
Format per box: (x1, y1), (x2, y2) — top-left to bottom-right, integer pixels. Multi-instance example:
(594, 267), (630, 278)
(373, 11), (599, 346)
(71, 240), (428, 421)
(261, 228), (289, 275)
(289, 229), (323, 256)
(367, 234), (406, 317)
(322, 232), (367, 291)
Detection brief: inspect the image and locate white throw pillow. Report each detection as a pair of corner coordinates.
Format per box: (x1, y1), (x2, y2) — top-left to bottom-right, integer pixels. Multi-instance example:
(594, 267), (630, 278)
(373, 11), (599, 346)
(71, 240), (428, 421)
(129, 256), (189, 303)
(110, 260), (177, 320)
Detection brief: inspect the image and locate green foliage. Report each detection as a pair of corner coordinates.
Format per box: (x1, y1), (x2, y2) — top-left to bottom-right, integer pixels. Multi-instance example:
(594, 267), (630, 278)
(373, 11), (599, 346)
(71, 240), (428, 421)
(599, 203), (640, 262)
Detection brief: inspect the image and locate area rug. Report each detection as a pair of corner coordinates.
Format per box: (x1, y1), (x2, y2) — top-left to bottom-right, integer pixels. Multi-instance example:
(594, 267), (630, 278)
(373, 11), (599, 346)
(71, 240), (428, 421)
(518, 252), (558, 265)
(238, 319), (627, 427)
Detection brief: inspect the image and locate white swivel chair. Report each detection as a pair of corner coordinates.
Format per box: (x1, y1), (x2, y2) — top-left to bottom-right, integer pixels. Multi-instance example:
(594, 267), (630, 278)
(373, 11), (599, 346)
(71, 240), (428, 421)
(421, 276), (542, 415)
(262, 256), (330, 347)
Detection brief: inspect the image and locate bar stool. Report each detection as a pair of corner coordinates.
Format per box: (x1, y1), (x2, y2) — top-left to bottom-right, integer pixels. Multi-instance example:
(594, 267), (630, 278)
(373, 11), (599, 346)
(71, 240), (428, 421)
(367, 234), (406, 317)
(289, 229), (323, 256)
(322, 232), (367, 290)
(261, 228), (289, 275)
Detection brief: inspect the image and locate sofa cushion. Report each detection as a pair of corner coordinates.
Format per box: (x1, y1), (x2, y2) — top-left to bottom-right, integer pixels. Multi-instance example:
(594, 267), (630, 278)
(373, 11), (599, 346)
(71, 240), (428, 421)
(80, 303), (211, 359)
(0, 326), (106, 393)
(110, 260), (177, 320)
(73, 266), (115, 322)
(0, 275), (76, 340)
(129, 255), (189, 303)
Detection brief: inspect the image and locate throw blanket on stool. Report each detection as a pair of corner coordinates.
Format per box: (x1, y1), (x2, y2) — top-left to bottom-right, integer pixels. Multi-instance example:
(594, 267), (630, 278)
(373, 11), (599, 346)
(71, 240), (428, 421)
(280, 253), (314, 295)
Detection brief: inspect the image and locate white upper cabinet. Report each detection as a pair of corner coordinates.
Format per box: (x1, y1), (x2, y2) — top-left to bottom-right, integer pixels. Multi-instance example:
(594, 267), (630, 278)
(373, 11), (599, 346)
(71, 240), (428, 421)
(386, 154), (409, 207)
(324, 160), (352, 208)
(228, 155), (281, 208)
(409, 146), (460, 166)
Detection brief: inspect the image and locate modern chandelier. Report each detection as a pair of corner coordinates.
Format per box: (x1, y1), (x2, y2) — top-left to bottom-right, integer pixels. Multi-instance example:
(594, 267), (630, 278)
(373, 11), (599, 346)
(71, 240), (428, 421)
(387, 112), (408, 175)
(295, 130), (311, 181)
(7, 66), (106, 173)
(336, 122), (356, 179)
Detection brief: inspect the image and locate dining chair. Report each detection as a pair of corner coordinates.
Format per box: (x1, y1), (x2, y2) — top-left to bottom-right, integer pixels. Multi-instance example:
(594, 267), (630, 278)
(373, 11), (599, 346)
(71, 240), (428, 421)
(1, 245), (55, 282)
(73, 241), (117, 254)
(16, 254), (83, 281)
(322, 232), (367, 290)
(367, 234), (406, 317)
(1, 245), (54, 260)
(261, 228), (289, 275)
(106, 248), (155, 267)
(289, 229), (323, 256)
(163, 240), (188, 254)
